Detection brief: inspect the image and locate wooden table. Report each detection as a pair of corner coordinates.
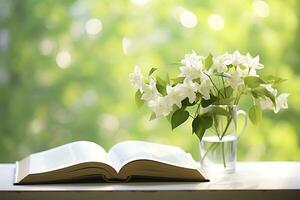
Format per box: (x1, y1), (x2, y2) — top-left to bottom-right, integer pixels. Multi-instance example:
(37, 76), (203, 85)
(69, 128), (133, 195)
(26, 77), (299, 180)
(0, 162), (299, 200)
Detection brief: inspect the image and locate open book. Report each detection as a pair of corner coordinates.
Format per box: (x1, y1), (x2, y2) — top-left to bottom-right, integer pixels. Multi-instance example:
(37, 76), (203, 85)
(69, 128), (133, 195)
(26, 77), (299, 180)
(14, 140), (208, 184)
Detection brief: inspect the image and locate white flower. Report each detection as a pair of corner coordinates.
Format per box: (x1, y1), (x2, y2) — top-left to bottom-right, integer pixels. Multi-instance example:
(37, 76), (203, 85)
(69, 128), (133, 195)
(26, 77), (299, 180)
(179, 65), (203, 80)
(228, 67), (245, 89)
(141, 78), (160, 102)
(228, 50), (246, 66)
(221, 72), (232, 78)
(260, 97), (273, 111)
(244, 53), (264, 69)
(148, 97), (173, 117)
(260, 84), (277, 111)
(180, 79), (199, 103)
(166, 84), (184, 108)
(129, 66), (144, 92)
(198, 79), (212, 100)
(265, 84), (277, 96)
(213, 53), (231, 73)
(274, 93), (289, 113)
(198, 70), (214, 99)
(243, 53), (264, 76)
(179, 51), (204, 79)
(181, 51), (204, 68)
(200, 69), (212, 82)
(260, 85), (288, 113)
(248, 67), (258, 76)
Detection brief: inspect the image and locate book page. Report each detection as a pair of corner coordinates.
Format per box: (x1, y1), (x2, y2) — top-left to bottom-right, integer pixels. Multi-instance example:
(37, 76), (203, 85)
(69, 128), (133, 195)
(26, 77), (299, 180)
(29, 141), (113, 174)
(108, 140), (198, 172)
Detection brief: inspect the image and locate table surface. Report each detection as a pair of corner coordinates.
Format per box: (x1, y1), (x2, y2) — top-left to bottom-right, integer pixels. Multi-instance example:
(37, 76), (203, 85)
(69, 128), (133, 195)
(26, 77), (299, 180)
(1, 162), (300, 200)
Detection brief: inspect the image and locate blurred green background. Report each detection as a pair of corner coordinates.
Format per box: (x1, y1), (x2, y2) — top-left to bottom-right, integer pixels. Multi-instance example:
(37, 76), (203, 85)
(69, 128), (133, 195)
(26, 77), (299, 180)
(0, 0), (299, 162)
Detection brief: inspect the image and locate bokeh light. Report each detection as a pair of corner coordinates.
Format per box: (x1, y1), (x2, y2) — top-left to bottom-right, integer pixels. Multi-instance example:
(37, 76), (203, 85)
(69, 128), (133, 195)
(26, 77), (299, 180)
(56, 50), (72, 69)
(208, 14), (224, 31)
(180, 10), (198, 28)
(38, 39), (54, 56)
(122, 37), (133, 55)
(98, 113), (120, 133)
(85, 18), (102, 36)
(131, 0), (150, 6)
(253, 0), (270, 18)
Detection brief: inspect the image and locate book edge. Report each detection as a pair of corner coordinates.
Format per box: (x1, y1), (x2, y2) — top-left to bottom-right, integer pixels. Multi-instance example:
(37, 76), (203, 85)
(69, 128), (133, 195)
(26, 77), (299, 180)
(14, 161), (19, 185)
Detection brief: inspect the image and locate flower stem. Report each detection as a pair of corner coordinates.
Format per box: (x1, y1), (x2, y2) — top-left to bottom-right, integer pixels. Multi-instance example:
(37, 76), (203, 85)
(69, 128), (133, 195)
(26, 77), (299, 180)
(221, 142), (227, 168)
(220, 117), (232, 140)
(200, 142), (218, 164)
(204, 73), (225, 98)
(219, 116), (232, 169)
(194, 102), (201, 118)
(221, 76), (226, 97)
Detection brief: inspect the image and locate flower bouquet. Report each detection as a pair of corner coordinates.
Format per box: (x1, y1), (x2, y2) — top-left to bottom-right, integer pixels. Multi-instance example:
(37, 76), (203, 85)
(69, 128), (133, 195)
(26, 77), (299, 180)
(129, 50), (288, 173)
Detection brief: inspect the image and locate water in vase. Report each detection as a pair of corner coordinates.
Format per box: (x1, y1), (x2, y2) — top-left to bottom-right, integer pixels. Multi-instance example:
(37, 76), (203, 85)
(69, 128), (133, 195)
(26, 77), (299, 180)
(200, 134), (237, 174)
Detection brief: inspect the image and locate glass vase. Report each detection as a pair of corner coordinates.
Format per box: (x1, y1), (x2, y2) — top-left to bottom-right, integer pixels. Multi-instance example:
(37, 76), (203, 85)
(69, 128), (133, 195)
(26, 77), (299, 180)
(199, 105), (247, 174)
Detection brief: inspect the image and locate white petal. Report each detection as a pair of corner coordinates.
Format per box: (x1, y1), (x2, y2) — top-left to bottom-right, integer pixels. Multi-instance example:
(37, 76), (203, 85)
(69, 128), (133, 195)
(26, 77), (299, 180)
(274, 93), (289, 113)
(141, 79), (160, 101)
(265, 84), (277, 96)
(148, 97), (172, 117)
(129, 66), (144, 92)
(260, 97), (273, 110)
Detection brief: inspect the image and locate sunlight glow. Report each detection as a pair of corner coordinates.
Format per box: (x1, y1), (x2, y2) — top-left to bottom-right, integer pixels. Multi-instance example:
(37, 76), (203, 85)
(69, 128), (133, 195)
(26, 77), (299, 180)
(253, 0), (269, 18)
(180, 11), (198, 28)
(39, 39), (54, 55)
(208, 14), (224, 31)
(85, 18), (102, 36)
(56, 50), (71, 69)
(30, 118), (44, 135)
(122, 37), (132, 55)
(131, 0), (150, 6)
(98, 113), (120, 133)
(70, 22), (84, 39)
(180, 10), (198, 28)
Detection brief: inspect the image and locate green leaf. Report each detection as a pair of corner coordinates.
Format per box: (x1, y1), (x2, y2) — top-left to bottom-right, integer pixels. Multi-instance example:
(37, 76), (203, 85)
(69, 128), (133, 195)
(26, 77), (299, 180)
(244, 76), (265, 88)
(192, 115), (213, 141)
(149, 112), (156, 121)
(192, 115), (201, 133)
(220, 86), (233, 97)
(166, 112), (172, 122)
(166, 105), (181, 123)
(181, 94), (201, 107)
(156, 84), (166, 95)
(182, 98), (193, 107)
(192, 78), (201, 84)
(171, 109), (189, 130)
(156, 75), (167, 95)
(166, 73), (170, 85)
(227, 64), (234, 69)
(251, 86), (276, 106)
(264, 91), (276, 106)
(205, 53), (213, 70)
(171, 77), (184, 85)
(216, 97), (235, 105)
(156, 75), (166, 86)
(148, 67), (158, 76)
(248, 105), (262, 125)
(264, 75), (287, 85)
(201, 95), (217, 107)
(211, 107), (228, 116)
(192, 121), (205, 140)
(135, 90), (144, 108)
